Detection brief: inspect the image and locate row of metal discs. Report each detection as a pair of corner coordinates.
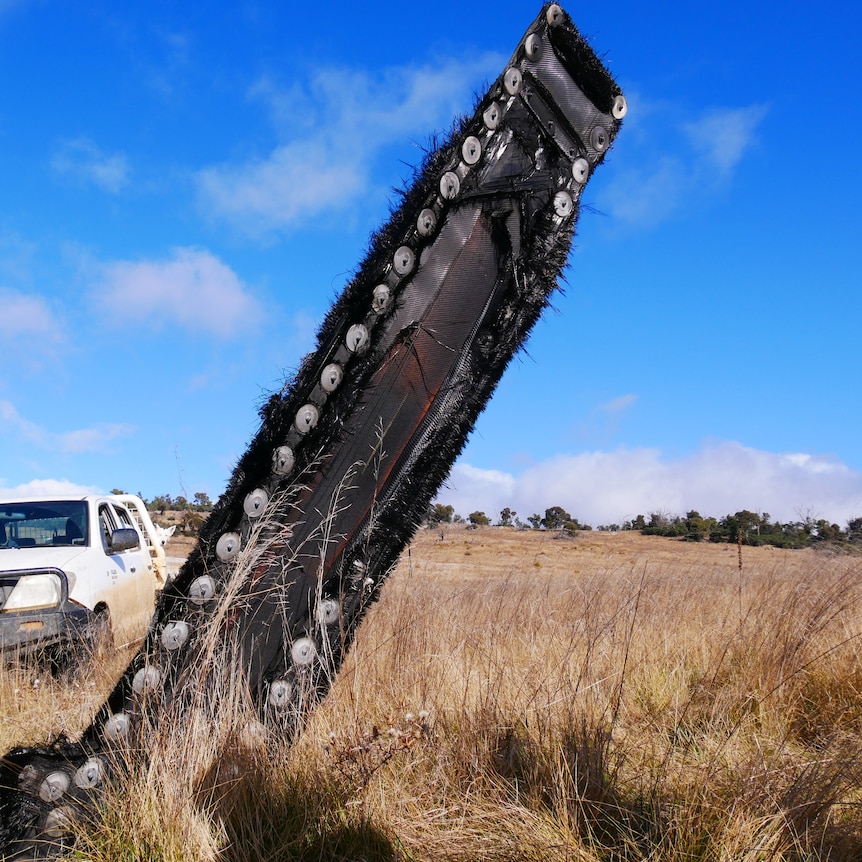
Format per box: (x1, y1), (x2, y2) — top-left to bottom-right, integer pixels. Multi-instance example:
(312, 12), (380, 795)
(31, 15), (627, 835)
(143, 4), (629, 716)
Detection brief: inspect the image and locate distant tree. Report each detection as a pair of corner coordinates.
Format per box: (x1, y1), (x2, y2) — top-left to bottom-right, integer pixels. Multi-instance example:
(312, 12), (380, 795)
(848, 517), (862, 544)
(148, 494), (172, 514)
(720, 510), (761, 543)
(174, 496), (189, 511)
(427, 503), (455, 526)
(632, 514), (646, 530)
(527, 513), (542, 530)
(684, 510), (709, 542)
(110, 488), (125, 496)
(193, 491), (213, 511)
(542, 506), (572, 530)
(181, 511), (205, 535)
(468, 511), (490, 526)
(813, 519), (842, 542)
(498, 507), (516, 527)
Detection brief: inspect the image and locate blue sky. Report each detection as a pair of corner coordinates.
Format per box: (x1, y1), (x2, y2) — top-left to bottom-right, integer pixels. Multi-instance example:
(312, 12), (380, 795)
(1, 0), (860, 527)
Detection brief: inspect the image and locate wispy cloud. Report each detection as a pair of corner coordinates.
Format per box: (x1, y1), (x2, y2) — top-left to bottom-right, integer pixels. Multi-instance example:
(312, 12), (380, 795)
(197, 53), (503, 236)
(598, 393), (638, 416)
(91, 247), (262, 338)
(683, 106), (768, 177)
(572, 393), (639, 445)
(0, 478), (101, 498)
(599, 98), (768, 229)
(145, 30), (191, 98)
(0, 288), (64, 344)
(441, 441), (862, 527)
(51, 136), (130, 193)
(0, 400), (132, 454)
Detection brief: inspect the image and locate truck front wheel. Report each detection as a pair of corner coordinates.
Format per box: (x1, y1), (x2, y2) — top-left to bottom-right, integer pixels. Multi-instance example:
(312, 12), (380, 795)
(84, 605), (113, 654)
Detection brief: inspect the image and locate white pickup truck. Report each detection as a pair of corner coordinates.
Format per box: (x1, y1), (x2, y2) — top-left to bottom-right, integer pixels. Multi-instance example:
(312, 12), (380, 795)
(0, 493), (168, 656)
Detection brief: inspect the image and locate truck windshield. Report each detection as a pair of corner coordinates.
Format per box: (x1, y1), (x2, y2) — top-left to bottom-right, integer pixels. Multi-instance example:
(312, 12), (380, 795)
(0, 501), (89, 549)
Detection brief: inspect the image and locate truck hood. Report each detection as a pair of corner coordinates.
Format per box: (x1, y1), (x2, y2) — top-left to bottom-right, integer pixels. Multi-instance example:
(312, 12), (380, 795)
(0, 545), (89, 573)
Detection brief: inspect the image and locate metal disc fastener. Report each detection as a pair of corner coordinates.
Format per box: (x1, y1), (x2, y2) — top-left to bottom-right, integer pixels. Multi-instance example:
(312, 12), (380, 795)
(243, 488), (269, 518)
(74, 758), (104, 790)
(461, 136), (482, 165)
(439, 171), (460, 199)
(417, 209), (437, 236)
(161, 620), (190, 651)
(291, 637), (317, 666)
(553, 190), (574, 217)
(589, 125), (609, 152)
(372, 285), (392, 313)
(42, 808), (73, 839)
(39, 772), (70, 804)
(612, 95), (628, 119)
(189, 575), (216, 605)
(320, 362), (344, 391)
(294, 403), (319, 434)
(572, 157), (590, 184)
(503, 67), (522, 96)
(346, 323), (370, 353)
(393, 246), (415, 276)
(483, 102), (502, 130)
(272, 445), (295, 476)
(103, 712), (129, 741)
(132, 665), (162, 693)
(524, 33), (542, 61)
(546, 4), (563, 25)
(268, 679), (293, 708)
(317, 597), (340, 625)
(216, 532), (241, 561)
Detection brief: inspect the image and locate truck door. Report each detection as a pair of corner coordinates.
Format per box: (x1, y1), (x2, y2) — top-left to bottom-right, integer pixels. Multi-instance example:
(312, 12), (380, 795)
(98, 502), (155, 643)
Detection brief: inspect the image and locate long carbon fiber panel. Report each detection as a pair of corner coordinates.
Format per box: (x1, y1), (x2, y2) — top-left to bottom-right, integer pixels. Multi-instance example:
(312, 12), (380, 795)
(0, 4), (624, 856)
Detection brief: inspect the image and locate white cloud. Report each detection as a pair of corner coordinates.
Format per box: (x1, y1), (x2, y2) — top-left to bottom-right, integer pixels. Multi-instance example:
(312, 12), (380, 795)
(598, 393), (638, 415)
(440, 441), (862, 527)
(0, 478), (101, 498)
(0, 288), (64, 343)
(684, 106), (769, 177)
(197, 53), (503, 236)
(600, 101), (768, 229)
(51, 137), (130, 193)
(92, 247), (261, 338)
(0, 399), (132, 454)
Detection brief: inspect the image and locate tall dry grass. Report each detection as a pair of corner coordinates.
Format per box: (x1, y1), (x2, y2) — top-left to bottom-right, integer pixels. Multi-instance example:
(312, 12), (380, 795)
(3, 528), (861, 860)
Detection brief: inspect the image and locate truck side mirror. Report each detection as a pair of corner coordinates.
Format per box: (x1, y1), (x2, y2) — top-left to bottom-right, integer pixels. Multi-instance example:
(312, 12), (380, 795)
(109, 528), (141, 553)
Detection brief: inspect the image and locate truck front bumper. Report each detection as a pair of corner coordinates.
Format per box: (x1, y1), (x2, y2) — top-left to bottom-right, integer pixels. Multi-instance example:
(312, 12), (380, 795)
(0, 603), (93, 655)
(0, 567), (92, 655)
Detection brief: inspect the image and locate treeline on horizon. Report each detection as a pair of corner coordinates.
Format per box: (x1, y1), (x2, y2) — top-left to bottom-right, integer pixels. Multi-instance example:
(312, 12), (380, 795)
(427, 503), (862, 550)
(109, 490), (215, 513)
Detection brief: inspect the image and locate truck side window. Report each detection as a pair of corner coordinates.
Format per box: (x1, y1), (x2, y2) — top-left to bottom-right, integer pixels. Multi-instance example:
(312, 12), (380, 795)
(99, 505), (116, 552)
(111, 504), (134, 529)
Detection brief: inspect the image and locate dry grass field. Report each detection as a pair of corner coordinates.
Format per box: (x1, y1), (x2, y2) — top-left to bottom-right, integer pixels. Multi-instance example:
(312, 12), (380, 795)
(2, 527), (861, 860)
